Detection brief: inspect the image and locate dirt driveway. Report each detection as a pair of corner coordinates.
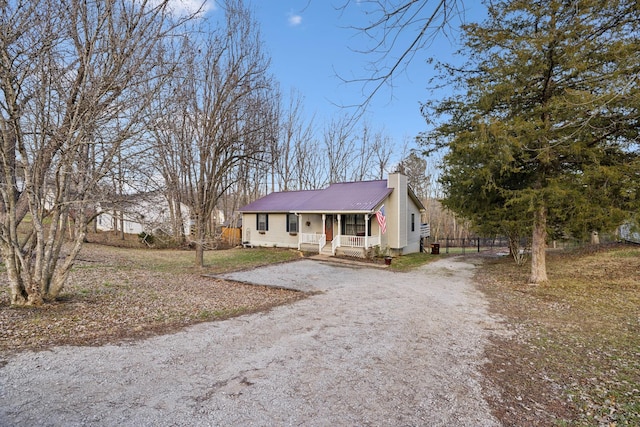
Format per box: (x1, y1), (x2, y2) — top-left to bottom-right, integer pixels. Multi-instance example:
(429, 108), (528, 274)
(0, 257), (503, 426)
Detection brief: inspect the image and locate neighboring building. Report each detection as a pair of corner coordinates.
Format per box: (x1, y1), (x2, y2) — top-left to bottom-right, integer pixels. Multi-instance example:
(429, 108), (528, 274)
(239, 173), (426, 258)
(96, 193), (191, 237)
(620, 222), (640, 244)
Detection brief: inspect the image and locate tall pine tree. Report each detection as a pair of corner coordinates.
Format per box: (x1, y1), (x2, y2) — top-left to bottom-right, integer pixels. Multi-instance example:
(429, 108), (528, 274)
(422, 0), (640, 283)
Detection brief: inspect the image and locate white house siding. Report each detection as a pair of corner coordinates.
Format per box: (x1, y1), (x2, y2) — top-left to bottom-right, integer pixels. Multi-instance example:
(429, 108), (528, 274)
(405, 201), (423, 254)
(299, 214), (323, 235)
(383, 173), (423, 255)
(95, 194), (192, 237)
(96, 212), (145, 235)
(243, 213), (299, 248)
(620, 222), (640, 244)
(386, 173), (409, 251)
(385, 180), (399, 250)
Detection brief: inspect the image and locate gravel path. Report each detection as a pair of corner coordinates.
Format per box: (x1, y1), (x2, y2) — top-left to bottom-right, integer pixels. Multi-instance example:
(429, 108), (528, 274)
(0, 257), (503, 426)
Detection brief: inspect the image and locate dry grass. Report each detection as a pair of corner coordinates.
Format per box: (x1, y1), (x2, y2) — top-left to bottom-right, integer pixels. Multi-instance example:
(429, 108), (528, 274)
(2, 238), (639, 426)
(0, 243), (304, 356)
(477, 244), (640, 426)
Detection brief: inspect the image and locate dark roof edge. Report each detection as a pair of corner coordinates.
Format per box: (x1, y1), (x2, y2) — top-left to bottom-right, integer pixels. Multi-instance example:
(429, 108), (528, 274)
(407, 185), (426, 211)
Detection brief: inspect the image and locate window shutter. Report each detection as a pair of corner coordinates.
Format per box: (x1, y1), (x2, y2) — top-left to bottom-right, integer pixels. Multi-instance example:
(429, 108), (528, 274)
(286, 214), (290, 232)
(265, 214), (269, 231)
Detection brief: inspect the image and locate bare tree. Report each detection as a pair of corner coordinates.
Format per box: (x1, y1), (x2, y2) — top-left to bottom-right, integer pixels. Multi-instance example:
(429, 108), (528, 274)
(276, 89), (316, 191)
(324, 114), (355, 184)
(0, 0), (191, 306)
(349, 121), (373, 181)
(370, 130), (394, 180)
(149, 0), (276, 267)
(336, 0), (463, 116)
(148, 39), (196, 242)
(294, 129), (325, 190)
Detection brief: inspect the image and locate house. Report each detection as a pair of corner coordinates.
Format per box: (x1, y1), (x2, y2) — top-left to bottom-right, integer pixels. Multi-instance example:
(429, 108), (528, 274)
(96, 193), (191, 237)
(239, 173), (426, 258)
(620, 222), (640, 244)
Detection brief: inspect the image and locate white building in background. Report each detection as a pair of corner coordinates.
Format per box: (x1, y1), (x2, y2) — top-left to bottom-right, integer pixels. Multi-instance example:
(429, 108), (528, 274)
(96, 193), (191, 236)
(620, 222), (640, 244)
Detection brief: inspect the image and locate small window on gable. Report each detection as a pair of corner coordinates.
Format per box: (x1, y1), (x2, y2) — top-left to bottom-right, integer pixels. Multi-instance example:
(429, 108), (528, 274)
(257, 213), (269, 231)
(286, 214), (298, 233)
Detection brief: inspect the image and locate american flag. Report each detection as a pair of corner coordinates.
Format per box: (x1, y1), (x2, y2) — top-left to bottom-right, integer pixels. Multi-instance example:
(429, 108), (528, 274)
(376, 205), (387, 234)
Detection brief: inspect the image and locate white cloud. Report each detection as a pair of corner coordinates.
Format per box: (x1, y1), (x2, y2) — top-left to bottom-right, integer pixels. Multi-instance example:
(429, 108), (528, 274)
(288, 13), (302, 26)
(148, 0), (216, 18)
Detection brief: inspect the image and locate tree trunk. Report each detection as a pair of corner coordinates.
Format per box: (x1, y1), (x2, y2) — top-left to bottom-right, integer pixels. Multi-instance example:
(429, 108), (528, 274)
(48, 228), (87, 299)
(507, 231), (527, 266)
(529, 205), (548, 284)
(195, 214), (205, 268)
(2, 246), (27, 305)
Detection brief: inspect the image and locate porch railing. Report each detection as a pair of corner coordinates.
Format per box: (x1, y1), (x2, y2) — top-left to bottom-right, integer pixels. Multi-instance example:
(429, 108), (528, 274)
(301, 232), (380, 253)
(300, 232), (326, 252)
(339, 235), (380, 248)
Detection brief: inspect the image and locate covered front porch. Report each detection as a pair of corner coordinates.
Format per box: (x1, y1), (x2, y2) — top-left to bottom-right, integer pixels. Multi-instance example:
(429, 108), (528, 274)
(297, 213), (382, 258)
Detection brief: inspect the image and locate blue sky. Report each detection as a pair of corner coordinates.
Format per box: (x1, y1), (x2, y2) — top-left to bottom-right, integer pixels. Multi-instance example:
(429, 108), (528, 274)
(250, 2), (487, 150)
(252, 1), (439, 147)
(177, 0), (486, 159)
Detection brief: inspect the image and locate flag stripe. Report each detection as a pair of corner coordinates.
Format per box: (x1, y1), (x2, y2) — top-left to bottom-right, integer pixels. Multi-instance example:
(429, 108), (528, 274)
(376, 206), (386, 234)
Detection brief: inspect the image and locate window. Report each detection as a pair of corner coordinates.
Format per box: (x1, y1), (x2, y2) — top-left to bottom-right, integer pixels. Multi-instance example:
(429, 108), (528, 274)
(411, 213), (415, 232)
(257, 213), (269, 232)
(341, 214), (371, 236)
(286, 214), (298, 233)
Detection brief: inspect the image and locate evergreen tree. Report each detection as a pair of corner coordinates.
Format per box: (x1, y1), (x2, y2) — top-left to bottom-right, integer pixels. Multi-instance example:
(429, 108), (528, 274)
(421, 0), (640, 283)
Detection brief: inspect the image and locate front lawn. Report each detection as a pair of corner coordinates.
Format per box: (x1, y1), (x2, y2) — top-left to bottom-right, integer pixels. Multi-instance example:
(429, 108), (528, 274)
(0, 245), (303, 354)
(478, 244), (640, 426)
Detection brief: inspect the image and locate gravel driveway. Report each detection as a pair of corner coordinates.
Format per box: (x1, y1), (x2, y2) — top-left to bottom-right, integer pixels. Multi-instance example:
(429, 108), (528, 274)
(0, 257), (503, 426)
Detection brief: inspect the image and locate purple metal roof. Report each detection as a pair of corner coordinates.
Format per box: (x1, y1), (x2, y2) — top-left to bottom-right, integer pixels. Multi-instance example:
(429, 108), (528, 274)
(240, 180), (392, 213)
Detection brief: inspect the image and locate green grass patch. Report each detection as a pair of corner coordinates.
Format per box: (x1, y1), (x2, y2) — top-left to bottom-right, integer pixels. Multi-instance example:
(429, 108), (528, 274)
(198, 307), (247, 320)
(83, 245), (302, 275)
(389, 252), (439, 271)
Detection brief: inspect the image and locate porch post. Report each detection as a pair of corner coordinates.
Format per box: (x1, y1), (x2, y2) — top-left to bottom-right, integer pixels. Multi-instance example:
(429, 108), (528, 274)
(296, 213), (301, 250)
(337, 214), (341, 248)
(321, 213), (326, 253)
(365, 214), (369, 249)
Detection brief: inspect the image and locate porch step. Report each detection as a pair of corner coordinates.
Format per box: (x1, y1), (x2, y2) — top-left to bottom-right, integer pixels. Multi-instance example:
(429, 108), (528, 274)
(320, 245), (333, 256)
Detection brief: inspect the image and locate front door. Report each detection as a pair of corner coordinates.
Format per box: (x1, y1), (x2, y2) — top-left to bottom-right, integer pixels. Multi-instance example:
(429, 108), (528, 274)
(325, 215), (333, 242)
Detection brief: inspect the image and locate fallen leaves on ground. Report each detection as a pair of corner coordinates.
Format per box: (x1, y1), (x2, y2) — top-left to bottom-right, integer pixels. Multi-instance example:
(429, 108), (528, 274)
(477, 244), (640, 426)
(0, 245), (304, 355)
